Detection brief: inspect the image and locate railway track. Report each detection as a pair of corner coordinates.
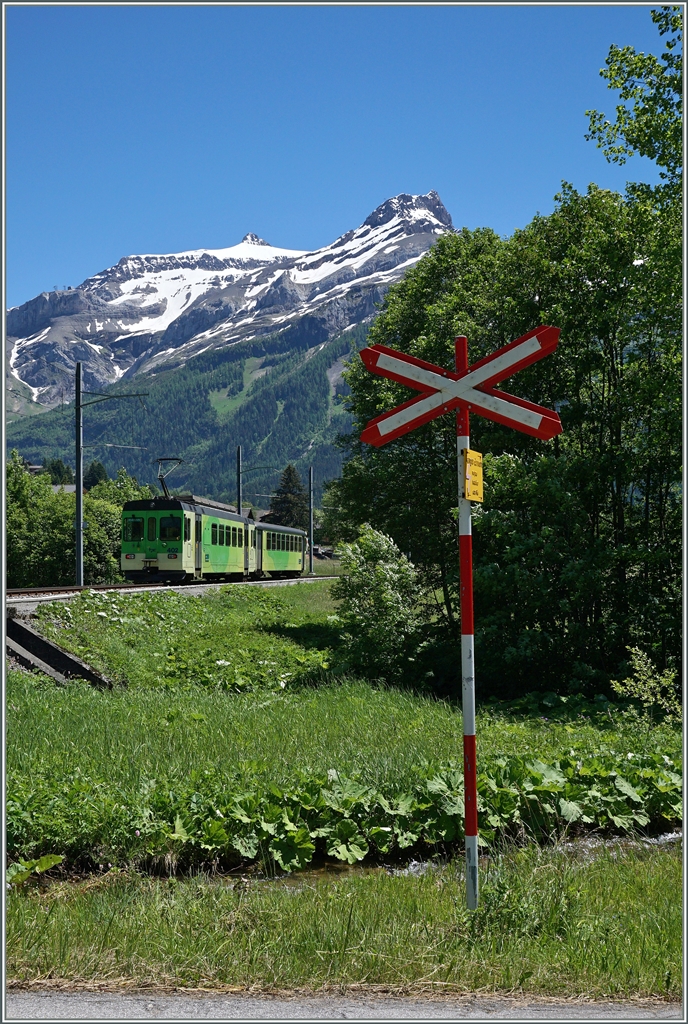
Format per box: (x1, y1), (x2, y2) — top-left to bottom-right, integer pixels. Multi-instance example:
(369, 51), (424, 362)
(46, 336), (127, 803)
(6, 575), (338, 607)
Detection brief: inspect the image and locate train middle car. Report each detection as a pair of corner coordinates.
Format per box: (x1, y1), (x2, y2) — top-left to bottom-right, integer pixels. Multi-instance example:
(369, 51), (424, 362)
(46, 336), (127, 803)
(121, 494), (307, 583)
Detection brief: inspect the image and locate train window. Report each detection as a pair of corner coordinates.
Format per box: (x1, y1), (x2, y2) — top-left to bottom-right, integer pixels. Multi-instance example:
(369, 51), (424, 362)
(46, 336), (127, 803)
(219, 525), (224, 545)
(160, 516), (181, 541)
(184, 518), (191, 542)
(244, 528), (248, 548)
(211, 523), (218, 545)
(230, 526), (235, 546)
(147, 517), (157, 541)
(281, 533), (286, 551)
(266, 532), (271, 550)
(124, 517), (144, 541)
(252, 530), (256, 548)
(195, 519), (201, 542)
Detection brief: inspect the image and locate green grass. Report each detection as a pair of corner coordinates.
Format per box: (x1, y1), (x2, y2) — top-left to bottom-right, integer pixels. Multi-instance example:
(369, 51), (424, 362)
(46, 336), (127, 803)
(309, 557), (343, 576)
(6, 844), (681, 996)
(209, 357), (267, 422)
(7, 581), (682, 995)
(7, 582), (681, 873)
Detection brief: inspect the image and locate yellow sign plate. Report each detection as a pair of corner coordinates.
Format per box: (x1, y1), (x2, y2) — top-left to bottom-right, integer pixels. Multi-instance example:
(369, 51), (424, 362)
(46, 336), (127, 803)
(464, 449), (483, 502)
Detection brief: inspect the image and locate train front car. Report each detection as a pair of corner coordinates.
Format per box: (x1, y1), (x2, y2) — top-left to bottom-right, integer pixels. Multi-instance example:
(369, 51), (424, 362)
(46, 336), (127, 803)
(121, 498), (195, 583)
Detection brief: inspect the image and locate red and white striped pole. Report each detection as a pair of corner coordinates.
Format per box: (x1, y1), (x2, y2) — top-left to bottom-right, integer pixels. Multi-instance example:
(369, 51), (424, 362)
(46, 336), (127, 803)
(456, 336), (478, 909)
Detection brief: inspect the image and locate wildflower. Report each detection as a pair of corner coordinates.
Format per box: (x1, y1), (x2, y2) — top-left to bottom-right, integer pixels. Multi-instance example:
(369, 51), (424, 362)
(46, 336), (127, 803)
(627, 752), (634, 760)
(135, 830), (140, 837)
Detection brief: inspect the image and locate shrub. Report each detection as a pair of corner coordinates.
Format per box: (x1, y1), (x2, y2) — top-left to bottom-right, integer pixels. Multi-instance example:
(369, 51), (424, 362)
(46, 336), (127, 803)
(611, 647), (681, 723)
(332, 525), (424, 681)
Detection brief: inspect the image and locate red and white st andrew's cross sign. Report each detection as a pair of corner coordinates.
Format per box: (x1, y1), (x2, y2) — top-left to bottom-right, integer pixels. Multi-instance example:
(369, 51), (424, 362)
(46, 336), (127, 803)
(359, 325), (563, 445)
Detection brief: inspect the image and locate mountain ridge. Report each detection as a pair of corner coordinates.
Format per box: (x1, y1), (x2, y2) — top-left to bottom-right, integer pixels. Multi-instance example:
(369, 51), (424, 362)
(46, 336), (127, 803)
(7, 191), (453, 411)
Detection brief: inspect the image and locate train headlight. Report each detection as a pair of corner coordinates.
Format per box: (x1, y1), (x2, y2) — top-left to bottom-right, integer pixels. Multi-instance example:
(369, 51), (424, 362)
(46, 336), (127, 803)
(125, 554), (135, 559)
(167, 553), (178, 559)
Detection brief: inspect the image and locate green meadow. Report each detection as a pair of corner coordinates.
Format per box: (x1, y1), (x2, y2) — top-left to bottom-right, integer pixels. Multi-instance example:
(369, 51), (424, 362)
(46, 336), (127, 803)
(6, 581), (681, 994)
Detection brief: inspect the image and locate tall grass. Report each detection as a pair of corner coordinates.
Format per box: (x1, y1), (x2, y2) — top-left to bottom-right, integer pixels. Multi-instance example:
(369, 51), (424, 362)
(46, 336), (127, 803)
(6, 844), (681, 996)
(8, 669), (680, 796)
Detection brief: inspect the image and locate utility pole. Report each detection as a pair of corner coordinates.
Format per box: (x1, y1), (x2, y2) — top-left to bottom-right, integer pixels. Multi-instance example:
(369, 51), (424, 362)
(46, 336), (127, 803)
(308, 465), (314, 575)
(236, 445), (242, 517)
(74, 361), (148, 586)
(75, 363), (84, 585)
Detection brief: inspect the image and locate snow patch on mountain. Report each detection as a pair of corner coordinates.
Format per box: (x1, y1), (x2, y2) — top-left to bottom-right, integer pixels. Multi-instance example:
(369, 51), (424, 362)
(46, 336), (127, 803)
(7, 191), (453, 406)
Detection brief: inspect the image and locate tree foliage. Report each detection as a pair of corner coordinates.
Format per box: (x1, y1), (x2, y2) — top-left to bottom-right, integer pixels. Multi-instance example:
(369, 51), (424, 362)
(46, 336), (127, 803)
(42, 457), (74, 485)
(88, 467), (156, 505)
(6, 450), (133, 587)
(586, 6), (682, 201)
(264, 464), (309, 529)
(328, 179), (680, 696)
(331, 525), (424, 681)
(83, 460), (108, 490)
(611, 646), (681, 723)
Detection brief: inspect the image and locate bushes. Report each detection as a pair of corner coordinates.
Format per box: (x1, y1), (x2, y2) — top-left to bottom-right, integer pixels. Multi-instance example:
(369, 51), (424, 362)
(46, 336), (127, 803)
(6, 450), (126, 587)
(331, 525), (425, 681)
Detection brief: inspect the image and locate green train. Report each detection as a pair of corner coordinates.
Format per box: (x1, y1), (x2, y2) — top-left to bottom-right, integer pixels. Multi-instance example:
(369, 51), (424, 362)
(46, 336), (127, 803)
(121, 494), (307, 583)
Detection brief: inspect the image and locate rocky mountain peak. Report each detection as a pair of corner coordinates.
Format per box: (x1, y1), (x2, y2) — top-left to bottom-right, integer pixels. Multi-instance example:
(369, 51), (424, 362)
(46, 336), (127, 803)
(363, 190), (453, 230)
(7, 191), (454, 412)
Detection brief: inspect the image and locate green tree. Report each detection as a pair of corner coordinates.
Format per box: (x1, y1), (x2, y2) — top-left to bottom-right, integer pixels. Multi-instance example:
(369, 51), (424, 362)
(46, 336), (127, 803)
(586, 6), (682, 203)
(330, 180), (680, 695)
(83, 460), (108, 490)
(264, 464), (310, 530)
(88, 467), (155, 505)
(6, 450), (122, 587)
(42, 458), (74, 485)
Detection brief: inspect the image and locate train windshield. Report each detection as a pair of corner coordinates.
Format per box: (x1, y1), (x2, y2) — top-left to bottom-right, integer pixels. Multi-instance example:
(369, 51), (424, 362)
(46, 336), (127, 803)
(160, 516), (182, 541)
(123, 517), (144, 541)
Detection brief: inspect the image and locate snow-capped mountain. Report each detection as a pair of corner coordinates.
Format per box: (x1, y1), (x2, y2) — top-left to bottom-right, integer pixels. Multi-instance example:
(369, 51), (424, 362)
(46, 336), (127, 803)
(7, 191), (453, 408)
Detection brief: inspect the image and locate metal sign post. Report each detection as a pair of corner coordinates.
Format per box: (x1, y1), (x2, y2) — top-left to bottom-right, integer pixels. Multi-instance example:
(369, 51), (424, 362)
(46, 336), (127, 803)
(359, 326), (562, 908)
(455, 336), (478, 909)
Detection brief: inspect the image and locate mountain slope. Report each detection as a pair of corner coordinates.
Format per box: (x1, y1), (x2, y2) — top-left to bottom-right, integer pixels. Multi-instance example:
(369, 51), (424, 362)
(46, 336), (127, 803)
(7, 192), (452, 409)
(6, 192), (453, 502)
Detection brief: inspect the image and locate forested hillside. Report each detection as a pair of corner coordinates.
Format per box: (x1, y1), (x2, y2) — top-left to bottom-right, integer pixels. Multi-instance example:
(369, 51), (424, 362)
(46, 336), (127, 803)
(6, 323), (366, 505)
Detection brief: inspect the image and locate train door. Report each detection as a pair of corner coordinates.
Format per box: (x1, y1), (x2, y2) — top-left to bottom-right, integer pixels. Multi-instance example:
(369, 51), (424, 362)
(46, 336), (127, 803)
(256, 528), (262, 575)
(195, 514), (202, 575)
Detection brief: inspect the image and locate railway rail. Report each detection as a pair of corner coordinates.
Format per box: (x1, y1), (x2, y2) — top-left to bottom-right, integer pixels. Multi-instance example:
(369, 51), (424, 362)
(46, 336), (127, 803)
(6, 575), (338, 606)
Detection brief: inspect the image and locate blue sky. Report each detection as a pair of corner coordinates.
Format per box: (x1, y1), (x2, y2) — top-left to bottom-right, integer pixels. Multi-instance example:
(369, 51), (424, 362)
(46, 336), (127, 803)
(6, 4), (663, 308)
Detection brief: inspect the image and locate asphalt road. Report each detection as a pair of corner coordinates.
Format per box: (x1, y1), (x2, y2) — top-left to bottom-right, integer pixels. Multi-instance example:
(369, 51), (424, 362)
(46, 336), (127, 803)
(5, 990), (683, 1021)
